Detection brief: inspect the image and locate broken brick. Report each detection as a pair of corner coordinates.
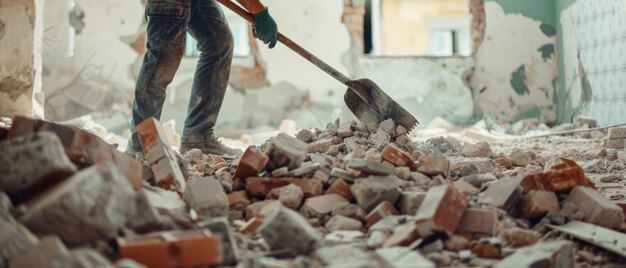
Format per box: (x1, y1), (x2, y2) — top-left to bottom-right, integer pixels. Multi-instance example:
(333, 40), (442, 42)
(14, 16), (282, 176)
(456, 209), (498, 236)
(382, 223), (420, 247)
(415, 184), (468, 237)
(19, 162), (136, 246)
(509, 149), (532, 166)
(365, 201), (399, 227)
(264, 133), (307, 170)
(471, 237), (503, 259)
(137, 117), (186, 192)
(233, 147), (268, 181)
(326, 179), (354, 201)
(381, 144), (414, 168)
(240, 217), (263, 235)
(346, 159), (395, 176)
(478, 177), (523, 213)
(608, 127), (626, 139)
(300, 194), (349, 219)
(7, 116), (142, 190)
(245, 177), (323, 198)
(308, 138), (333, 153)
(453, 179), (480, 196)
(331, 203), (366, 220)
(244, 200), (274, 220)
(449, 157), (497, 176)
(351, 176), (401, 212)
(495, 240), (573, 268)
(0, 132), (76, 193)
(279, 184), (304, 209)
(523, 157), (594, 193)
(516, 190), (559, 220)
(462, 141), (493, 158)
(563, 186), (625, 229)
(183, 177), (228, 218)
(325, 215), (363, 232)
(259, 205), (321, 255)
(417, 156), (449, 177)
(227, 191), (250, 208)
(499, 227), (540, 248)
(118, 230), (222, 267)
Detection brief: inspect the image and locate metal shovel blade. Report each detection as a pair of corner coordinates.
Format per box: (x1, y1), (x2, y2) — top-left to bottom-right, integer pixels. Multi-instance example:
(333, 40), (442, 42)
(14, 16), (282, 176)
(344, 78), (419, 132)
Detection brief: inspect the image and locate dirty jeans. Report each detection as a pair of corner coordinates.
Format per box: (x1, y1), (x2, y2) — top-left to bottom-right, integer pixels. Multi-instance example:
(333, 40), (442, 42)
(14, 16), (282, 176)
(128, 0), (234, 152)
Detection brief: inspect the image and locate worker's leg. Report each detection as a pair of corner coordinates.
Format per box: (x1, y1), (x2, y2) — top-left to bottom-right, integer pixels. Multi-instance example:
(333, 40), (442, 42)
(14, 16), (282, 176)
(181, 0), (240, 155)
(128, 0), (191, 153)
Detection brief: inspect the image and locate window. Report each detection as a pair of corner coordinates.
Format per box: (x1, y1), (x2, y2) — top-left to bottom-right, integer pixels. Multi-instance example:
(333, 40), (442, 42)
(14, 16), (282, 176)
(184, 7), (251, 58)
(365, 0), (471, 56)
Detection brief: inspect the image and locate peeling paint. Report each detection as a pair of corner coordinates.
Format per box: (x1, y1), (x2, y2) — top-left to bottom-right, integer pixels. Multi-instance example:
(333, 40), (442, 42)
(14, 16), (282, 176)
(510, 65), (529, 95)
(538, 44), (555, 60)
(540, 23), (556, 37)
(470, 2), (558, 122)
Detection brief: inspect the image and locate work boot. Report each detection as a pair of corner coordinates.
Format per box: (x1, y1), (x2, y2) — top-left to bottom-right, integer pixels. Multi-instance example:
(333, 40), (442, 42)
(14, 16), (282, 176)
(179, 135), (243, 157)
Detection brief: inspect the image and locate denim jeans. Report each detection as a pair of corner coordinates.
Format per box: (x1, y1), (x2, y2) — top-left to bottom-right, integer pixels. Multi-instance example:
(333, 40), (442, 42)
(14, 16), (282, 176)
(128, 0), (234, 152)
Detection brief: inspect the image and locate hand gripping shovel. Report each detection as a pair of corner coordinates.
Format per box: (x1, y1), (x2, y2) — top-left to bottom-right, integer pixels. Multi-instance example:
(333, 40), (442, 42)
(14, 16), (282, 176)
(217, 0), (419, 131)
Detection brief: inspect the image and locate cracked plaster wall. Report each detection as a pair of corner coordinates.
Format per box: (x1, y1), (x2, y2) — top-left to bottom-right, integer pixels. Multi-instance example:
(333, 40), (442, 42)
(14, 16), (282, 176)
(0, 0), (45, 118)
(470, 0), (558, 123)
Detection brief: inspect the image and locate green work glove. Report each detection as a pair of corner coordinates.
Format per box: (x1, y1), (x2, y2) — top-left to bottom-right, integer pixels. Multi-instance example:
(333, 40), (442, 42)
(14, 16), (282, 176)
(252, 8), (278, 49)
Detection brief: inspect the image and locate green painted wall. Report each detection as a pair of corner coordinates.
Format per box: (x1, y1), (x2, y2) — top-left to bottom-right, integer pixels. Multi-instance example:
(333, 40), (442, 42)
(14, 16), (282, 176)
(554, 0), (578, 123)
(486, 0), (556, 25)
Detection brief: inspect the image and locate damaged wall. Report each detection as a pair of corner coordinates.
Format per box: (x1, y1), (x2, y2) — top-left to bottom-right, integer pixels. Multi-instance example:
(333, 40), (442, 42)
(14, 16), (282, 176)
(0, 0), (45, 118)
(469, 0), (558, 123)
(357, 56), (474, 125)
(557, 0), (626, 125)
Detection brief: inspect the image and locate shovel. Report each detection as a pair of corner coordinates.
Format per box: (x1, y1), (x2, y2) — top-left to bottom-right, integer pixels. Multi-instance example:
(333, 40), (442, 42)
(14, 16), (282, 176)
(217, 0), (419, 131)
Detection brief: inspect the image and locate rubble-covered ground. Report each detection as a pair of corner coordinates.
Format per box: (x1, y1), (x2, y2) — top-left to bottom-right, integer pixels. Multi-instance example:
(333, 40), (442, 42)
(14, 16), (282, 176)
(1, 115), (625, 268)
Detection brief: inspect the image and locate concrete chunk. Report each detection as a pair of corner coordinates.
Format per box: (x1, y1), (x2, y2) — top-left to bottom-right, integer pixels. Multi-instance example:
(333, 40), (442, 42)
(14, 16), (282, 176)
(307, 138), (333, 153)
(0, 132), (76, 192)
(199, 217), (239, 265)
(0, 221), (38, 267)
(264, 133), (307, 170)
(399, 191), (427, 215)
(9, 236), (72, 268)
(19, 162), (136, 246)
(300, 194), (349, 219)
(279, 184), (304, 209)
(563, 186), (625, 229)
(495, 240), (573, 268)
(415, 184), (468, 237)
(478, 177), (523, 213)
(351, 176), (401, 212)
(183, 177), (228, 218)
(259, 205), (321, 255)
(346, 159), (395, 176)
(325, 215), (363, 232)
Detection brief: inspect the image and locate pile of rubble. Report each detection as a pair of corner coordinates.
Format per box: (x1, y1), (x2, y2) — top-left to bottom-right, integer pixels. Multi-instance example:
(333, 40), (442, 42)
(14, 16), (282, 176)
(1, 115), (626, 267)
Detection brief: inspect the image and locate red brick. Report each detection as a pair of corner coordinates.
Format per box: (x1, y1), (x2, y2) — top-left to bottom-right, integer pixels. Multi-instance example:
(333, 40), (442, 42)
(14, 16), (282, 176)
(417, 156), (449, 177)
(227, 191), (250, 208)
(381, 144), (414, 168)
(365, 201), (399, 227)
(471, 239), (502, 259)
(240, 218), (263, 235)
(383, 224), (420, 247)
(516, 190), (559, 220)
(7, 116), (143, 190)
(326, 179), (354, 201)
(118, 230), (222, 267)
(245, 177), (323, 198)
(522, 157), (595, 193)
(137, 118), (185, 192)
(415, 184), (468, 237)
(456, 209), (498, 236)
(233, 147), (269, 180)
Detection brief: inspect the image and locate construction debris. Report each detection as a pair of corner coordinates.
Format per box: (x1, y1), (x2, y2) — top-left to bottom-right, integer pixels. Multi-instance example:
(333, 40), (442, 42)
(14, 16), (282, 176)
(1, 115), (626, 267)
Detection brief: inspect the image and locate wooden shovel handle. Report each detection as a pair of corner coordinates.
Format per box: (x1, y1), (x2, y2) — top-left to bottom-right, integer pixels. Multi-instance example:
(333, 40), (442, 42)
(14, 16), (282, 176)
(217, 0), (352, 85)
